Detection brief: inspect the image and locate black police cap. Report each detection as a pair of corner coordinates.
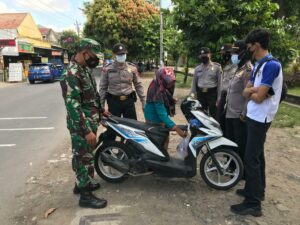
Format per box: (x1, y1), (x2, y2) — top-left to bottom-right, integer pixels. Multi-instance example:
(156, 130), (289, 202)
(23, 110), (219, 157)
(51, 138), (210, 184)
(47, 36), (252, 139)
(112, 43), (127, 54)
(231, 40), (247, 54)
(220, 44), (232, 53)
(199, 47), (211, 56)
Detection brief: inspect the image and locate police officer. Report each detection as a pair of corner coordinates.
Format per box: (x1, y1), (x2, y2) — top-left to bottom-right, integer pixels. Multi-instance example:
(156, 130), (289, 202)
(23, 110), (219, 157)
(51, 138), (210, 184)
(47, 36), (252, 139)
(60, 38), (109, 209)
(217, 44), (237, 131)
(192, 47), (222, 119)
(99, 43), (146, 120)
(225, 40), (252, 161)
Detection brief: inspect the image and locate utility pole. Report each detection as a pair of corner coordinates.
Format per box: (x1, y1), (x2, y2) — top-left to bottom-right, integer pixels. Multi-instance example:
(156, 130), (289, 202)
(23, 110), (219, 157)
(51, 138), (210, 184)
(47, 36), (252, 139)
(159, 0), (164, 67)
(74, 20), (81, 37)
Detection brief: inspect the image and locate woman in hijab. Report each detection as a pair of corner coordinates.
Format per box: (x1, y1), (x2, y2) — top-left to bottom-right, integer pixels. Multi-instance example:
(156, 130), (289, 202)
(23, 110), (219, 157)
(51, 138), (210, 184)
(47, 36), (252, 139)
(144, 67), (187, 150)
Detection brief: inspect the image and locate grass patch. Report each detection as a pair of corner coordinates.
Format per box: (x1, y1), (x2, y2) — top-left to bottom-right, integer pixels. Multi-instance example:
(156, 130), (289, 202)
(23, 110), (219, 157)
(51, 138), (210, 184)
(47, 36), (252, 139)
(175, 72), (193, 89)
(141, 71), (155, 78)
(288, 87), (300, 96)
(272, 103), (300, 128)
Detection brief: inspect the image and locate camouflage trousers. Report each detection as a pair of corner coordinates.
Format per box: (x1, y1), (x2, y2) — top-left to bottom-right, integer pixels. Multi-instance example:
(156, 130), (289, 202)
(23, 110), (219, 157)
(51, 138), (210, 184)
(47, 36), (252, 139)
(70, 127), (97, 189)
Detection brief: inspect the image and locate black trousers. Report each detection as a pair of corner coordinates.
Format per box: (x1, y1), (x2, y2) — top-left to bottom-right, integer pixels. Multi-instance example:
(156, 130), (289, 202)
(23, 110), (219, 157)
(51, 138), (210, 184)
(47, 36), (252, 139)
(225, 118), (247, 161)
(197, 88), (217, 119)
(216, 91), (227, 132)
(104, 97), (137, 141)
(244, 117), (271, 206)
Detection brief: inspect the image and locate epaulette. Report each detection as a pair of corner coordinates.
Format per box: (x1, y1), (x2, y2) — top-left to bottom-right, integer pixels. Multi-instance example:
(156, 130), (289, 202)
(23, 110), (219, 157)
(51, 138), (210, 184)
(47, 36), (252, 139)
(127, 62), (137, 68)
(102, 63), (113, 73)
(213, 62), (221, 67)
(104, 62), (112, 67)
(245, 63), (253, 71)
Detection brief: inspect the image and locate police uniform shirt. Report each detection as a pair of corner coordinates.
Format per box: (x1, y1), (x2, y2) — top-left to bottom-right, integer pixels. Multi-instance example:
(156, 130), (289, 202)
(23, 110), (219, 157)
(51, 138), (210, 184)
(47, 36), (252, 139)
(99, 62), (146, 107)
(192, 61), (222, 93)
(221, 63), (237, 93)
(225, 62), (252, 118)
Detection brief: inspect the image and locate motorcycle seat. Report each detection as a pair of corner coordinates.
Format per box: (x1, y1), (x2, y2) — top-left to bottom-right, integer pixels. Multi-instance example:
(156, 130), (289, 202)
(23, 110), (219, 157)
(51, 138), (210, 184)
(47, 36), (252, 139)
(107, 116), (170, 133)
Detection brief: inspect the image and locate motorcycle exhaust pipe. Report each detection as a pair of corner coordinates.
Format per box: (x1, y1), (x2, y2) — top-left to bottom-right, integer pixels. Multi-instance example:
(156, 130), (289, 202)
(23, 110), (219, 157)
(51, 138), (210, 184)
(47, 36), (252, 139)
(100, 152), (129, 173)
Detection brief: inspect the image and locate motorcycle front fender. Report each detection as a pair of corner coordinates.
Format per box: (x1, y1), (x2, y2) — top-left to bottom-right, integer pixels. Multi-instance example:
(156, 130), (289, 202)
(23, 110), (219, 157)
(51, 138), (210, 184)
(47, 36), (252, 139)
(207, 137), (238, 150)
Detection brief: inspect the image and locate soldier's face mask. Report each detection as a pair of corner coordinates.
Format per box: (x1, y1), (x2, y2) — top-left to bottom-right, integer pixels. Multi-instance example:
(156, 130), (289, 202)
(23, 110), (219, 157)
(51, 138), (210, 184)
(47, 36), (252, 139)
(116, 54), (127, 63)
(84, 51), (99, 68)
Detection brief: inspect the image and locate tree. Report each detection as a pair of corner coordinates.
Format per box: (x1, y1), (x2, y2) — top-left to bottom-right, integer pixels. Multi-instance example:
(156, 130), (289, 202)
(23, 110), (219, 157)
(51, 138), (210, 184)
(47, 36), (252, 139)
(60, 30), (80, 55)
(83, 0), (160, 60)
(171, 0), (297, 66)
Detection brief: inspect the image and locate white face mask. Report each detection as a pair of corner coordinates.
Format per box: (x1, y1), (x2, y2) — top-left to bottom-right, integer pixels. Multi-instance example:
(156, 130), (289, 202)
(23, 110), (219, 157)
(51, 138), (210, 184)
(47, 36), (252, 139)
(116, 54), (127, 63)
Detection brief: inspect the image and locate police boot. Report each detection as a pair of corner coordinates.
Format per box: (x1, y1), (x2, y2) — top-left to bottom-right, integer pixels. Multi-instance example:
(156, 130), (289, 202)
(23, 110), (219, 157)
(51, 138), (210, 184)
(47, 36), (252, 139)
(73, 182), (101, 194)
(79, 189), (107, 209)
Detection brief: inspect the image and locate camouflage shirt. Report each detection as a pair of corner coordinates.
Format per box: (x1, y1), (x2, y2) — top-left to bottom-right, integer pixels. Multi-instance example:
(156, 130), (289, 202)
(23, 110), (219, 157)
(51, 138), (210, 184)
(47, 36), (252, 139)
(60, 59), (103, 135)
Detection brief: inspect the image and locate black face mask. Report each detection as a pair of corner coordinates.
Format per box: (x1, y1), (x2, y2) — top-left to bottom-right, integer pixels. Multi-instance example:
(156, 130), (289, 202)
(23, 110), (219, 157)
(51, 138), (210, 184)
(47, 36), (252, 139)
(85, 55), (99, 68)
(222, 53), (231, 63)
(200, 56), (209, 64)
(243, 47), (255, 62)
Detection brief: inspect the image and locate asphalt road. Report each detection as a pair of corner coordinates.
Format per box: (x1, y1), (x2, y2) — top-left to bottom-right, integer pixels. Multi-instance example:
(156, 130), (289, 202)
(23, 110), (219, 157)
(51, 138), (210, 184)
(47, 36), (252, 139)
(0, 80), (69, 224)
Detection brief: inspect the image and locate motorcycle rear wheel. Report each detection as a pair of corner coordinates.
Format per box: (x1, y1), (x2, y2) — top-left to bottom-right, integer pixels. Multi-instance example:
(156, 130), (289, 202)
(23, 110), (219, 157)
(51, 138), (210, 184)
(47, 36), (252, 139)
(94, 141), (130, 183)
(200, 148), (243, 190)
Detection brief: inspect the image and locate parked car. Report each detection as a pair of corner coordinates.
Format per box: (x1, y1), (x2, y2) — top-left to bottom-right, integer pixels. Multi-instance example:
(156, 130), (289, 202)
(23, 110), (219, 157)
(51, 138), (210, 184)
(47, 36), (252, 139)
(28, 63), (63, 84)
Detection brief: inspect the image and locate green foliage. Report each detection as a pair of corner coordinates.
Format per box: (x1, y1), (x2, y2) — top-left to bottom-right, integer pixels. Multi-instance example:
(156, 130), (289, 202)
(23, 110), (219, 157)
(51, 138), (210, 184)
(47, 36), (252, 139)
(83, 0), (160, 59)
(171, 0), (298, 66)
(60, 30), (80, 54)
(273, 103), (300, 127)
(288, 87), (300, 96)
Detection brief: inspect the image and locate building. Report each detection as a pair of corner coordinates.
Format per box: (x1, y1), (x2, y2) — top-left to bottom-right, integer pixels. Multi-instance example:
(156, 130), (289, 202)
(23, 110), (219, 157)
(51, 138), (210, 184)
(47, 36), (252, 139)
(0, 13), (67, 81)
(39, 27), (68, 65)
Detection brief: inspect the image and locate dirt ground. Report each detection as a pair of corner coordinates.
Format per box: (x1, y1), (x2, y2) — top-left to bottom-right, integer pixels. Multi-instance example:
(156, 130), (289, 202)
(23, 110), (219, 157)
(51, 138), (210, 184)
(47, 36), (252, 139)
(10, 77), (300, 225)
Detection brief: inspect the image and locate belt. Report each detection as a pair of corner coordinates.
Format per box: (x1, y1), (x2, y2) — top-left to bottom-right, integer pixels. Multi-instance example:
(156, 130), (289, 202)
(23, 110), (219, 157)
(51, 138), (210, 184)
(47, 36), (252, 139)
(107, 93), (131, 101)
(199, 87), (217, 93)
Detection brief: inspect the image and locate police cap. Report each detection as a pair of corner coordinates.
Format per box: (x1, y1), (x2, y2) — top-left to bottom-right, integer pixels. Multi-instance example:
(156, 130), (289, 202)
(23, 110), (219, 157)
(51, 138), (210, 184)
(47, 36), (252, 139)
(199, 47), (211, 56)
(112, 43), (128, 55)
(231, 40), (247, 54)
(220, 44), (232, 54)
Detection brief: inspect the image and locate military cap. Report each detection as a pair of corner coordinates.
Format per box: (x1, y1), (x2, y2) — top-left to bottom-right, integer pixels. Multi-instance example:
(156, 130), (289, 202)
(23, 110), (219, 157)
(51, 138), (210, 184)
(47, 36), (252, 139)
(77, 38), (101, 54)
(220, 44), (232, 53)
(112, 43), (127, 55)
(231, 40), (247, 54)
(199, 47), (211, 56)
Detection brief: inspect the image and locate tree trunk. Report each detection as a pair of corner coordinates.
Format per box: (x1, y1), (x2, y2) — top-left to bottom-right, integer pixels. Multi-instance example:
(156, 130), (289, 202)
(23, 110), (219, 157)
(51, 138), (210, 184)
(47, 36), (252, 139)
(183, 55), (189, 84)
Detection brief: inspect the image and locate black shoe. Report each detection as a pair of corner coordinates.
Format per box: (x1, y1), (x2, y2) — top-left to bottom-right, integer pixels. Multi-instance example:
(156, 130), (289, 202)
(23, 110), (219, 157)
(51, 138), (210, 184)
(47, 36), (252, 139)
(236, 189), (265, 201)
(73, 182), (101, 194)
(231, 202), (262, 217)
(79, 191), (107, 209)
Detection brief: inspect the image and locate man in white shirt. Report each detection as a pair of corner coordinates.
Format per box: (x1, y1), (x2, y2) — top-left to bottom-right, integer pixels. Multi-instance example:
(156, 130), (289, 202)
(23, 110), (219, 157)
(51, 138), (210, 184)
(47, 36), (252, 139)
(231, 28), (283, 217)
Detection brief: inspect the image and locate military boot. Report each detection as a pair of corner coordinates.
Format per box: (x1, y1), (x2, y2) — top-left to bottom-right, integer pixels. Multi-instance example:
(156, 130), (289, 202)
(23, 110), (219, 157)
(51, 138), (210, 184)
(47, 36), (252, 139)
(73, 182), (100, 194)
(79, 189), (107, 209)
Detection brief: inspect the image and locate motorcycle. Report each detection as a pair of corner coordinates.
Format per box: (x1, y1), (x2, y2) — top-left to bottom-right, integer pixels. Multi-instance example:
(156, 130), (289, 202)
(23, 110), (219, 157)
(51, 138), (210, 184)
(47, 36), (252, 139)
(94, 97), (244, 190)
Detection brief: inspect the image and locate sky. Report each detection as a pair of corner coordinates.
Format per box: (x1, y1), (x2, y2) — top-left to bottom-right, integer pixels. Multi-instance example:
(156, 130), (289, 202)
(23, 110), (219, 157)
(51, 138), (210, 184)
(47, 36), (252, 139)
(0, 0), (172, 33)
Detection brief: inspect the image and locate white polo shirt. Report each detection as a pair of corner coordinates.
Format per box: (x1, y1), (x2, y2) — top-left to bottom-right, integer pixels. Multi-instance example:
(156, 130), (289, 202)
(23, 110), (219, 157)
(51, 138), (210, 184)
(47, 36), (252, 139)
(247, 54), (283, 123)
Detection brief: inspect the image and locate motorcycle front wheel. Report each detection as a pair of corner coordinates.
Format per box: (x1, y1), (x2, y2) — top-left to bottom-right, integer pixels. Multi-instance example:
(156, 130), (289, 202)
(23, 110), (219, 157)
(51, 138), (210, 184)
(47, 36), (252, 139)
(200, 148), (243, 190)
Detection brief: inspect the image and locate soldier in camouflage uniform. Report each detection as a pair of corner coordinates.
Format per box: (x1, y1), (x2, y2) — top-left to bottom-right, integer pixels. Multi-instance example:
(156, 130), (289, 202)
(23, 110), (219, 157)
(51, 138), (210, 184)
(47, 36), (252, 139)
(60, 38), (109, 209)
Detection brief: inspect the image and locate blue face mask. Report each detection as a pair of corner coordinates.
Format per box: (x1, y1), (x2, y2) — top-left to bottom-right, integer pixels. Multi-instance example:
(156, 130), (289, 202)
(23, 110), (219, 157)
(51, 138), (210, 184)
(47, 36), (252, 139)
(116, 54), (127, 63)
(231, 54), (240, 65)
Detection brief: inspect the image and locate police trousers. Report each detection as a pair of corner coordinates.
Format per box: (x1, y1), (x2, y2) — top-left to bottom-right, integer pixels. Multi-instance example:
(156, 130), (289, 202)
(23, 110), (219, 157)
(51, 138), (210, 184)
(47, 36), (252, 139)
(104, 97), (137, 141)
(225, 118), (247, 161)
(197, 87), (217, 119)
(244, 117), (271, 206)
